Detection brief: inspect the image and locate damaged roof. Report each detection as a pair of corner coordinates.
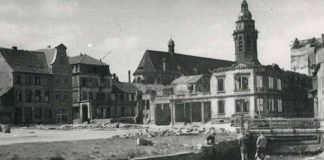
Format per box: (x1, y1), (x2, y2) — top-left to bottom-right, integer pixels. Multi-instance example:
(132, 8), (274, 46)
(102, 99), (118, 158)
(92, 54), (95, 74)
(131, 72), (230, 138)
(0, 48), (52, 74)
(134, 50), (234, 76)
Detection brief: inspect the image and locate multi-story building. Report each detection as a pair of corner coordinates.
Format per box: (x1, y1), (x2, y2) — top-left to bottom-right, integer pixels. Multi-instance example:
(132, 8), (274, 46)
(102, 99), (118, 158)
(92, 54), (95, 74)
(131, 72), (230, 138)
(134, 0), (313, 125)
(0, 47), (53, 124)
(69, 54), (112, 123)
(37, 44), (72, 123)
(110, 77), (139, 118)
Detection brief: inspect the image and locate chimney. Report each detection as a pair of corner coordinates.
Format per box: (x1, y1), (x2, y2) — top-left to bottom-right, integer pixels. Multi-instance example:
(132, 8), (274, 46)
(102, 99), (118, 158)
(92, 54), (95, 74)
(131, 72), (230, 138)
(322, 33), (324, 44)
(113, 73), (116, 80)
(128, 70), (131, 83)
(47, 45), (51, 48)
(12, 46), (18, 51)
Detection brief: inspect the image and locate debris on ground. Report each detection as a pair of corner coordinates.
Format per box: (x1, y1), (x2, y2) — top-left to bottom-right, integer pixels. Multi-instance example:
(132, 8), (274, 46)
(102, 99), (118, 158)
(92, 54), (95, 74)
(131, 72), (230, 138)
(137, 138), (153, 146)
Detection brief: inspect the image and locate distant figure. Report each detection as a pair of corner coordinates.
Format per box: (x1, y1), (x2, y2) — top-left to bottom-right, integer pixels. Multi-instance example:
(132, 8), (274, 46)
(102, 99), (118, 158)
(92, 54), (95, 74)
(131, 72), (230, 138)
(207, 132), (216, 144)
(255, 131), (267, 160)
(238, 132), (249, 160)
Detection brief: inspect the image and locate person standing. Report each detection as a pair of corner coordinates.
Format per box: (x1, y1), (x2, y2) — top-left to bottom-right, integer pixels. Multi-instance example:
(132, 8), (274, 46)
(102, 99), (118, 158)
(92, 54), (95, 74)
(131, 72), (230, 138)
(238, 132), (249, 160)
(255, 131), (267, 160)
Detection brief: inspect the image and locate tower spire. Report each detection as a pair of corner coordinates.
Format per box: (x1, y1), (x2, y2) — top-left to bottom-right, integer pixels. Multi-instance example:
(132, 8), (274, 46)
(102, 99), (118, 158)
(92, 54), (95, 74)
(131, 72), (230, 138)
(233, 0), (259, 65)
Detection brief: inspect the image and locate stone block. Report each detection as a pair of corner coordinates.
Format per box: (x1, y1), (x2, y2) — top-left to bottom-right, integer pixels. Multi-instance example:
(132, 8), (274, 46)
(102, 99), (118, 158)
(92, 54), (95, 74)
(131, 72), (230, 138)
(137, 138), (153, 146)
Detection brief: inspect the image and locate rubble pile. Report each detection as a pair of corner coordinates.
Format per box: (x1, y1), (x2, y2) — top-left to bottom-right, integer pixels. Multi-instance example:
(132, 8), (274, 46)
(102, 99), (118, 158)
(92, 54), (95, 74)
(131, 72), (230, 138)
(0, 124), (10, 133)
(117, 126), (233, 139)
(31, 123), (144, 130)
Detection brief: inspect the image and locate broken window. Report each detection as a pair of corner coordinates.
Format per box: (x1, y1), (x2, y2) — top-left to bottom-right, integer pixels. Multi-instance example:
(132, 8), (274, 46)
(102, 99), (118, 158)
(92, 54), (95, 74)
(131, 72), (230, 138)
(277, 78), (282, 90)
(268, 98), (274, 112)
(256, 76), (263, 89)
(235, 76), (249, 91)
(235, 99), (249, 113)
(269, 77), (274, 89)
(256, 98), (264, 112)
(278, 99), (282, 112)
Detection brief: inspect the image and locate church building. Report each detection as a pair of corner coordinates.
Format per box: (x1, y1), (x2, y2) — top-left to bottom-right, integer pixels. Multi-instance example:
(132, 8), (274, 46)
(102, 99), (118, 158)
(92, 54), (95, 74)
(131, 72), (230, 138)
(133, 0), (313, 125)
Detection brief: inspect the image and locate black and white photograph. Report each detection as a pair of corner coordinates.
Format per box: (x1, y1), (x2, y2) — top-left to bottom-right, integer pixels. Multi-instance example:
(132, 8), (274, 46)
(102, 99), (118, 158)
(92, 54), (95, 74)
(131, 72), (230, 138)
(0, 0), (323, 159)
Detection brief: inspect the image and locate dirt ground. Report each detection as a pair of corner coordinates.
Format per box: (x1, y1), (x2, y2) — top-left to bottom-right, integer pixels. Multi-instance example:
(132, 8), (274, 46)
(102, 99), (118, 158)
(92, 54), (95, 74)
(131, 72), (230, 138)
(0, 127), (140, 145)
(0, 134), (234, 160)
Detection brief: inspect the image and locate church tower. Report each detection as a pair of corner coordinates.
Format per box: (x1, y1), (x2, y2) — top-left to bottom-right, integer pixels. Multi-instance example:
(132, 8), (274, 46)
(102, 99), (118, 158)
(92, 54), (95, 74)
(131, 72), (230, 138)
(233, 0), (260, 65)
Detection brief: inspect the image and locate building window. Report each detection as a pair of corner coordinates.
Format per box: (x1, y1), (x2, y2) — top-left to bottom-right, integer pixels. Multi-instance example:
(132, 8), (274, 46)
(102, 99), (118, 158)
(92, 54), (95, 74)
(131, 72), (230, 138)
(128, 94), (132, 101)
(55, 77), (60, 84)
(26, 90), (32, 102)
(120, 94), (124, 102)
(235, 99), (249, 113)
(217, 77), (225, 92)
(64, 77), (68, 84)
(256, 76), (263, 89)
(100, 78), (106, 87)
(44, 91), (49, 102)
(269, 77), (274, 89)
(88, 79), (93, 87)
(268, 98), (274, 112)
(146, 100), (150, 110)
(26, 76), (32, 85)
(16, 90), (22, 102)
(238, 36), (243, 52)
(111, 94), (115, 101)
(277, 79), (282, 90)
(235, 76), (249, 91)
(256, 98), (264, 113)
(82, 91), (87, 100)
(16, 75), (21, 84)
(35, 90), (41, 102)
(82, 78), (87, 87)
(35, 76), (41, 85)
(89, 92), (93, 100)
(56, 91), (61, 101)
(218, 100), (225, 114)
(278, 99), (282, 112)
(34, 108), (42, 119)
(64, 92), (69, 101)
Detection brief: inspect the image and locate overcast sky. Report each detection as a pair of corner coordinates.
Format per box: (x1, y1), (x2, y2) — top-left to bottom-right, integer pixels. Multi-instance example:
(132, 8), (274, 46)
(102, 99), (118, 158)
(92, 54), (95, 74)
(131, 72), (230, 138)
(0, 0), (324, 81)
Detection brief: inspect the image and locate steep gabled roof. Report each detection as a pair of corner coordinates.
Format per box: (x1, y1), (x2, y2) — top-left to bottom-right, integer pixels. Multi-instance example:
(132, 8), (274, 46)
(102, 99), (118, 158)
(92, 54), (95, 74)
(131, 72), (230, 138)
(69, 54), (109, 66)
(0, 48), (52, 74)
(113, 81), (138, 94)
(134, 50), (234, 75)
(36, 48), (56, 67)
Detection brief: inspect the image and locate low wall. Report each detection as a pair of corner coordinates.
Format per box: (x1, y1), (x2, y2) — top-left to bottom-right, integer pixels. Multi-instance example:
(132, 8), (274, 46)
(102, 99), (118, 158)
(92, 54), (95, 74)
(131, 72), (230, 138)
(132, 139), (240, 160)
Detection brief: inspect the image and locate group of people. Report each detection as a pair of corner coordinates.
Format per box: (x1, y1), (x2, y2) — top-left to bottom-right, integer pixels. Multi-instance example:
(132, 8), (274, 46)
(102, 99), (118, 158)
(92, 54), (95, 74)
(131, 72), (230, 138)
(239, 131), (267, 160)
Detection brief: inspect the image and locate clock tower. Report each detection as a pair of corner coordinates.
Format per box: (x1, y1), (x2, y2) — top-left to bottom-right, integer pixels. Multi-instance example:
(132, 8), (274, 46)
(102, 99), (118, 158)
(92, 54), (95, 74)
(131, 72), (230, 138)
(233, 0), (260, 65)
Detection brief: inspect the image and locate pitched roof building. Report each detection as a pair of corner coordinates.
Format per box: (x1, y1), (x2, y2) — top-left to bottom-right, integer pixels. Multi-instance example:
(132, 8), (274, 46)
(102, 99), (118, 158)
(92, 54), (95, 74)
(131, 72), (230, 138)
(133, 44), (234, 85)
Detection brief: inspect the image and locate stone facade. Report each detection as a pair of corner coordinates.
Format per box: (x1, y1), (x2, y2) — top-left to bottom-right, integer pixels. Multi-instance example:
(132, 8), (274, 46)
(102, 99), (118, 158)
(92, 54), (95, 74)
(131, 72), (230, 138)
(37, 44), (72, 124)
(69, 54), (113, 123)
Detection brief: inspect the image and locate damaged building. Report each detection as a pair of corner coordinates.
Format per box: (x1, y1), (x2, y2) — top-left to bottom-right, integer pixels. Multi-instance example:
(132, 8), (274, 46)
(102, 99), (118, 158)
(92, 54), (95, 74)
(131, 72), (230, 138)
(133, 0), (313, 125)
